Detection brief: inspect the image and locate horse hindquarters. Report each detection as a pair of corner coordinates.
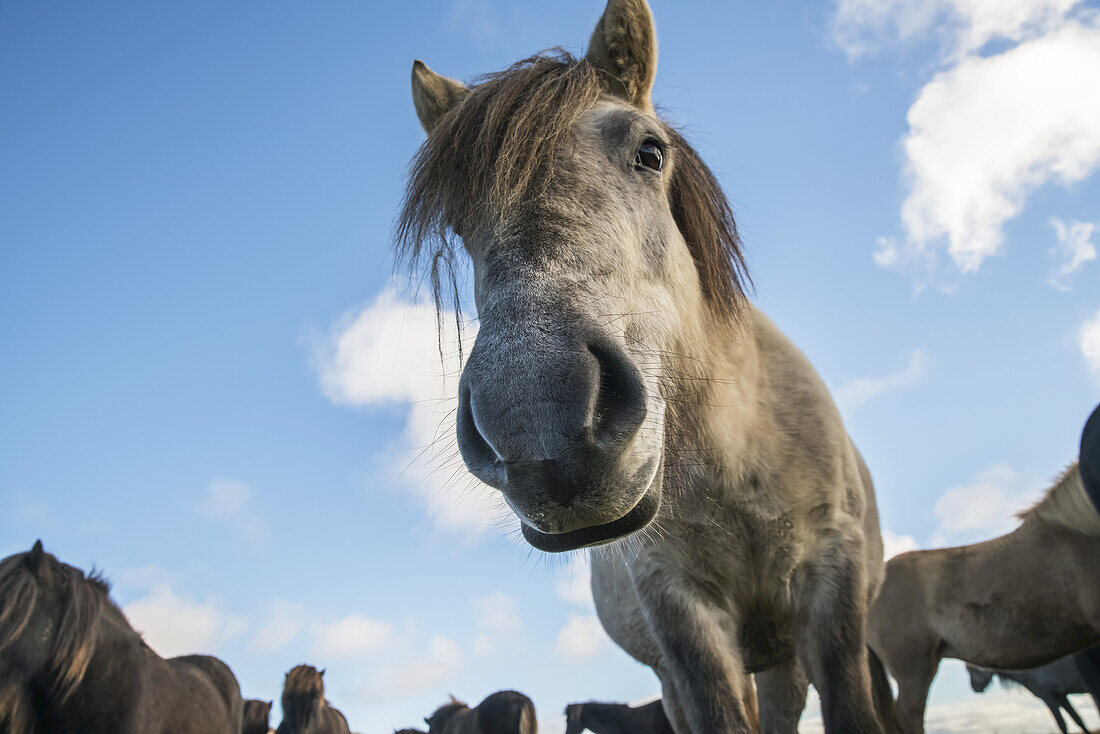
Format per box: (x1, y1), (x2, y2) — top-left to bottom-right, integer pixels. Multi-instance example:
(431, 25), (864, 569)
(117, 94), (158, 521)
(166, 655), (244, 734)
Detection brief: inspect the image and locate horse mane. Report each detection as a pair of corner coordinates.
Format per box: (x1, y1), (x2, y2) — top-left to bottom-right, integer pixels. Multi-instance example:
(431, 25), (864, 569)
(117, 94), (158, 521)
(0, 546), (109, 704)
(1019, 462), (1100, 536)
(281, 665), (325, 731)
(396, 50), (748, 344)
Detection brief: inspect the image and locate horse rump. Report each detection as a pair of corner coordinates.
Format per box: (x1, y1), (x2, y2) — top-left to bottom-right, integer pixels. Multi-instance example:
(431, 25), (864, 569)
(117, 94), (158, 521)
(475, 690), (537, 734)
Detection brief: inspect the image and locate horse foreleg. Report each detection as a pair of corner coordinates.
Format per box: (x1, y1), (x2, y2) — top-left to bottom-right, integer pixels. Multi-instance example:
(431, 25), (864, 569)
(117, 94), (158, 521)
(755, 658), (808, 734)
(797, 533), (883, 734)
(632, 567), (755, 733)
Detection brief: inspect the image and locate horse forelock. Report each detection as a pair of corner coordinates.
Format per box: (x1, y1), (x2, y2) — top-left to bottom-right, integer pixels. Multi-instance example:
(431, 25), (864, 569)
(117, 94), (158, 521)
(282, 665), (325, 730)
(0, 552), (109, 705)
(1020, 462), (1100, 537)
(396, 50), (748, 337)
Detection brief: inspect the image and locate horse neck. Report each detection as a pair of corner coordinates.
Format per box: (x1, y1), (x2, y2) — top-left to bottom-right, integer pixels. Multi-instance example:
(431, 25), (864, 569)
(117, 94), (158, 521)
(664, 304), (767, 493)
(41, 613), (143, 725)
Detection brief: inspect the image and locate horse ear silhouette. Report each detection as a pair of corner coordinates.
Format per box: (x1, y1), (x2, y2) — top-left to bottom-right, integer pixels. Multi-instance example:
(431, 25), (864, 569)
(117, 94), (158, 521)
(586, 0), (658, 112)
(319, 668), (326, 677)
(448, 693), (459, 704)
(411, 59), (467, 134)
(26, 540), (46, 572)
(424, 717), (431, 725)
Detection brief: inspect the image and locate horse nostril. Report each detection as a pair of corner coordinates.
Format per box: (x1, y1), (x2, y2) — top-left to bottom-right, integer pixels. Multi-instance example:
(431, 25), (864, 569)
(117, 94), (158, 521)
(456, 381), (506, 488)
(587, 340), (647, 451)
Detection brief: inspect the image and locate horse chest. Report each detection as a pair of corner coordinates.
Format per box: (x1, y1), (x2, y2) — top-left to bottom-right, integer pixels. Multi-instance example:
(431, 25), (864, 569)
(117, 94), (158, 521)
(674, 503), (804, 671)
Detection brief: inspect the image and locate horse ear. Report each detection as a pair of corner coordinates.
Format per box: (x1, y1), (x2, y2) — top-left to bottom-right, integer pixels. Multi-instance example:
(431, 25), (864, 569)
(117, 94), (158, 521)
(585, 0), (658, 112)
(448, 693), (459, 704)
(411, 59), (467, 133)
(424, 717), (432, 725)
(319, 668), (326, 677)
(26, 540), (46, 572)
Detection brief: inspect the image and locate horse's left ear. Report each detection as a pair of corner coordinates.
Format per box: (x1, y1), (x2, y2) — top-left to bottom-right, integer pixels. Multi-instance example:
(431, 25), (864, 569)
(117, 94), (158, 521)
(411, 59), (467, 134)
(319, 668), (326, 677)
(25, 540), (46, 572)
(585, 0), (658, 112)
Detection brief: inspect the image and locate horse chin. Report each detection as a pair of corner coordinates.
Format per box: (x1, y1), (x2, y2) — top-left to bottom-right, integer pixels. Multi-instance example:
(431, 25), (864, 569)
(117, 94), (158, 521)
(520, 472), (662, 553)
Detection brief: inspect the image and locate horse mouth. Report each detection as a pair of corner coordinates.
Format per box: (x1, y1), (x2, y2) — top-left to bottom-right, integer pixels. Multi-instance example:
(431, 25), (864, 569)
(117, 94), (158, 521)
(520, 477), (661, 552)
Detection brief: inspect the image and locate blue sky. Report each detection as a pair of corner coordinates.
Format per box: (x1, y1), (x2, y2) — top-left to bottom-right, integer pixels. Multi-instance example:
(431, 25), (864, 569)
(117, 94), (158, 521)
(2, 1), (1099, 731)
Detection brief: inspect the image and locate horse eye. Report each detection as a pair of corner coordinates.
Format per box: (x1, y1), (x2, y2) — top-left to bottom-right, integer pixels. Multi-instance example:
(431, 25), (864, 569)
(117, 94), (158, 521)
(635, 141), (663, 172)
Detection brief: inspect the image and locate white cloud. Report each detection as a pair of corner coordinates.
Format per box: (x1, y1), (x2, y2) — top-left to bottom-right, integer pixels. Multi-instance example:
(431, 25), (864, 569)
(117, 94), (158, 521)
(833, 2), (1100, 278)
(900, 21), (1100, 273)
(931, 464), (1042, 545)
(882, 529), (919, 559)
(472, 592), (521, 656)
(361, 635), (463, 701)
(834, 349), (930, 411)
(311, 613), (394, 660)
(1048, 218), (1097, 289)
(554, 613), (609, 663)
(830, 0), (1085, 60)
(124, 584), (247, 658)
(251, 600), (304, 654)
(555, 553), (593, 608)
(1080, 308), (1100, 385)
(315, 288), (504, 535)
(197, 479), (271, 547)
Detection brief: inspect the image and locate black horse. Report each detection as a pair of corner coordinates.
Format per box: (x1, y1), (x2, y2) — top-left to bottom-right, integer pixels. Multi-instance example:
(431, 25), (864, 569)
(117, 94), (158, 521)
(1077, 404), (1100, 707)
(244, 698), (274, 734)
(564, 699), (674, 734)
(424, 691), (536, 734)
(0, 541), (243, 734)
(968, 649), (1100, 734)
(275, 665), (351, 734)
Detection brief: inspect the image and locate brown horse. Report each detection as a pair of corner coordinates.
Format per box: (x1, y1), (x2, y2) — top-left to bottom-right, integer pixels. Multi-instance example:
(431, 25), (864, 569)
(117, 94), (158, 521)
(0, 541), (243, 734)
(275, 665), (351, 734)
(424, 691), (536, 734)
(401, 0), (890, 731)
(244, 698), (274, 734)
(868, 464), (1100, 734)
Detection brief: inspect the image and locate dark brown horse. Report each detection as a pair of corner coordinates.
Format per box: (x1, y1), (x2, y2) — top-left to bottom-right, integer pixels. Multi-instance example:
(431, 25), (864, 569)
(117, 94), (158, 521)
(0, 541), (243, 734)
(564, 700), (674, 734)
(245, 698), (274, 734)
(275, 665), (351, 734)
(424, 691), (536, 734)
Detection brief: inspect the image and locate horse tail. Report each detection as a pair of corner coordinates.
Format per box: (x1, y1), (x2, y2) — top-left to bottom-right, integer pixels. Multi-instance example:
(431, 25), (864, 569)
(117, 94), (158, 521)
(519, 697), (537, 734)
(868, 647), (898, 734)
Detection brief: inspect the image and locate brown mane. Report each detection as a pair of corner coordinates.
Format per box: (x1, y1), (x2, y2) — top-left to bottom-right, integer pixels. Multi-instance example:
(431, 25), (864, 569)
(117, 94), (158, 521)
(0, 545), (110, 704)
(1019, 462), (1100, 536)
(281, 664), (326, 731)
(396, 50), (748, 328)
